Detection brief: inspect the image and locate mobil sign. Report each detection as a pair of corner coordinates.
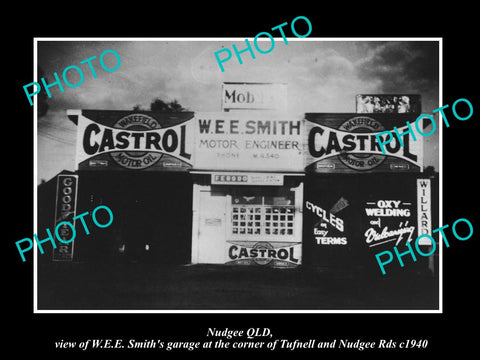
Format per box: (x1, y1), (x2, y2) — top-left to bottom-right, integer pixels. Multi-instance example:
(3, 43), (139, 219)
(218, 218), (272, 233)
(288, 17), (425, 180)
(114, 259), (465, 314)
(221, 82), (287, 111)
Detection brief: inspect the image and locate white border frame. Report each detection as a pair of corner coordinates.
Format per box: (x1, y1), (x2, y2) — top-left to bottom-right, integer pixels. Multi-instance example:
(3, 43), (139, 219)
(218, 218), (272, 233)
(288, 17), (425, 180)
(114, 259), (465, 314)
(33, 37), (442, 314)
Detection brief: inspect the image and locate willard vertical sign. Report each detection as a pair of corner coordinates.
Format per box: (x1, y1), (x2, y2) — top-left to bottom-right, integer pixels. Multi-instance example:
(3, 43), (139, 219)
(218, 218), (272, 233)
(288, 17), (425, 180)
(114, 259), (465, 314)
(417, 179), (432, 245)
(52, 174), (78, 261)
(194, 112), (303, 172)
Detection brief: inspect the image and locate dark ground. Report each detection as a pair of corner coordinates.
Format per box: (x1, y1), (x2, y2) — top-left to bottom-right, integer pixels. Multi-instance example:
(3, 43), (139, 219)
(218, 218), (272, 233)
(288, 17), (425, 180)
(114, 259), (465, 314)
(37, 262), (439, 311)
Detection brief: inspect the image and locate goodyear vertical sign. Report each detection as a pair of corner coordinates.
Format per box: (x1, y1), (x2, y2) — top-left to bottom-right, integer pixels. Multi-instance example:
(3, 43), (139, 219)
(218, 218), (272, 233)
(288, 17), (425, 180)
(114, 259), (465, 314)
(52, 174), (78, 261)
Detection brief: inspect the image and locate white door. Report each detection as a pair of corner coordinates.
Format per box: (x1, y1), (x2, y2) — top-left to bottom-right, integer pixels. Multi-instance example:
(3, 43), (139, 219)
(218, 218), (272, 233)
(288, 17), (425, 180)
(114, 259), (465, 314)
(196, 190), (227, 264)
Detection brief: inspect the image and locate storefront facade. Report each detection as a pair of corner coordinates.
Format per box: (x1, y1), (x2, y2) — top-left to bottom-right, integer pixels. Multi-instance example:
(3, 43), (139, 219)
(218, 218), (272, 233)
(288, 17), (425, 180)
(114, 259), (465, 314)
(48, 87), (436, 274)
(189, 110), (304, 267)
(191, 172), (304, 267)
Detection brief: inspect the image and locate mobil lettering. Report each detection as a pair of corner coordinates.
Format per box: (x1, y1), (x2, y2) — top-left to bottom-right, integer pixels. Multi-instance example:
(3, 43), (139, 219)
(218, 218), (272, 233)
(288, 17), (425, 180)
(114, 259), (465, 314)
(224, 89), (256, 104)
(81, 120), (191, 161)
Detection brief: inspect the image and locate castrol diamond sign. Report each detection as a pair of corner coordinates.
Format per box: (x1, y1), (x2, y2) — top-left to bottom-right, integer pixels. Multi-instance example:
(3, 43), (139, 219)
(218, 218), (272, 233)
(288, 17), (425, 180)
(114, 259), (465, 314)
(74, 110), (194, 171)
(304, 113), (423, 173)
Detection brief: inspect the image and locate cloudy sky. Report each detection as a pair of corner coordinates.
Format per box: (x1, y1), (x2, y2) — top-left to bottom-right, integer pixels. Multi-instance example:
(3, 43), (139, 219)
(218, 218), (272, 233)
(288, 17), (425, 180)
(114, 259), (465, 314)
(36, 39), (440, 183)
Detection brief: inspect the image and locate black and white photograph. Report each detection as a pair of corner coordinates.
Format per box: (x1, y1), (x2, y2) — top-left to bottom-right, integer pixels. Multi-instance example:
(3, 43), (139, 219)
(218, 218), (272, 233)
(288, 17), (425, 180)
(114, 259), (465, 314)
(7, 6), (479, 356)
(33, 39), (440, 311)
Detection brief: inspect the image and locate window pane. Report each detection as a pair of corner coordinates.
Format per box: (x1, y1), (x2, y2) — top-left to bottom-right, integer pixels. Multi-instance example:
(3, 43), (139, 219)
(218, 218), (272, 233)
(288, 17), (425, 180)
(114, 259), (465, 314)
(231, 193), (295, 237)
(264, 193), (294, 206)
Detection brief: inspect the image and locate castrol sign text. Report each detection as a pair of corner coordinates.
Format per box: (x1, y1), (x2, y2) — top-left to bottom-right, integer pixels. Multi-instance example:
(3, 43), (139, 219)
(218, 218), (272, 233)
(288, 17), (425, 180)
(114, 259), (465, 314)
(76, 114), (194, 170)
(304, 114), (423, 173)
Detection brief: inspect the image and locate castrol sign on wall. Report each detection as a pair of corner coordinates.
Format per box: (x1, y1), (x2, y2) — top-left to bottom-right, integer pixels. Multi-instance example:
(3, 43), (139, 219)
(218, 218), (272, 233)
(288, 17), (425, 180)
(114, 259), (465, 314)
(74, 110), (195, 171)
(304, 113), (423, 173)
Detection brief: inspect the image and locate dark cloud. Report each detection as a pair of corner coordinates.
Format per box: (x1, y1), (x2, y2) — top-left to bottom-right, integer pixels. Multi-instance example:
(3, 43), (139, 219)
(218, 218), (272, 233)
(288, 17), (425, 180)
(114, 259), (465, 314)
(356, 41), (439, 94)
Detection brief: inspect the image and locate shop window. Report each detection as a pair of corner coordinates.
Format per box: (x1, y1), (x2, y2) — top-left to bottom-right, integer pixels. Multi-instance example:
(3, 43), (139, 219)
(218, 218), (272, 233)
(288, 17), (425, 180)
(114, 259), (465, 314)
(231, 193), (295, 237)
